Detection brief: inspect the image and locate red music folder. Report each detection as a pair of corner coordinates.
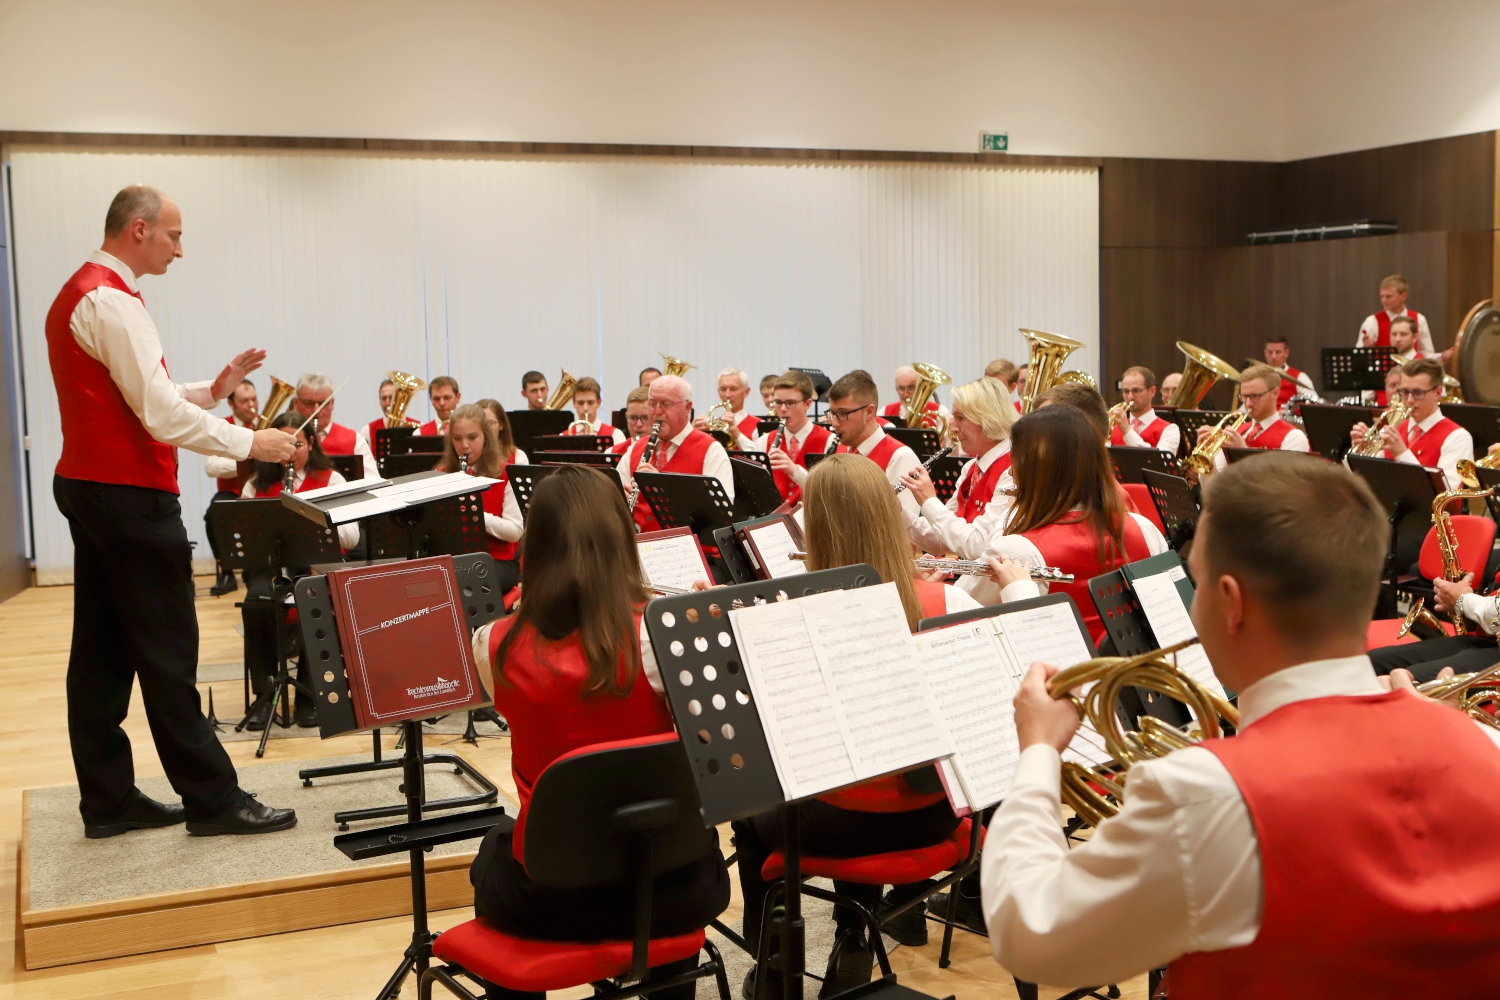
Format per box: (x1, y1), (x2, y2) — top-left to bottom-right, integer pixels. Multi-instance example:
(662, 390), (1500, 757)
(325, 555), (488, 729)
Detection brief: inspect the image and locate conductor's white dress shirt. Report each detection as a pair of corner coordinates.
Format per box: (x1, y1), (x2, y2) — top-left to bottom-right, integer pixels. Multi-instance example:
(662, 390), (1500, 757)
(982, 654), (1500, 988)
(618, 423), (736, 502)
(906, 441), (1014, 559)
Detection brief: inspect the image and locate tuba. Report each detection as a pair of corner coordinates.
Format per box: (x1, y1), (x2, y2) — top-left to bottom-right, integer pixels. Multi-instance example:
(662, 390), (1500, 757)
(1168, 342), (1240, 409)
(384, 371), (427, 428)
(1348, 396), (1408, 458)
(905, 362), (953, 444)
(1018, 329), (1090, 413)
(661, 354), (696, 379)
(1186, 409), (1251, 476)
(255, 376), (296, 431)
(544, 369), (578, 410)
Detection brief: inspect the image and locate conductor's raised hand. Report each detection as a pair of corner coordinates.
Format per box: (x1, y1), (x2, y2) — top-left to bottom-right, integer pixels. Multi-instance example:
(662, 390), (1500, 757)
(901, 466), (936, 506)
(212, 348), (268, 401)
(249, 427), (297, 462)
(1014, 661), (1081, 752)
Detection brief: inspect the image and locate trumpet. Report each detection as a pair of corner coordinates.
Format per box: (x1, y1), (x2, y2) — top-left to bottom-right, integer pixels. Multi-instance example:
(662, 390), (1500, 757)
(913, 556), (1073, 583)
(1186, 409), (1251, 476)
(256, 376), (296, 431)
(661, 354), (695, 378)
(384, 371), (427, 428)
(894, 446), (954, 494)
(567, 419), (594, 435)
(1418, 663), (1500, 730)
(544, 370), (578, 411)
(1047, 639), (1238, 826)
(1348, 396), (1408, 458)
(1107, 401), (1129, 431)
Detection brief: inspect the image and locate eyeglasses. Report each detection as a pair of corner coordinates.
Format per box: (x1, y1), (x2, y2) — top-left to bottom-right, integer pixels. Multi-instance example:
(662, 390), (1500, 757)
(771, 398), (806, 409)
(1120, 387), (1152, 396)
(826, 405), (869, 421)
(626, 413), (651, 424)
(1239, 389), (1275, 403)
(1396, 387), (1436, 400)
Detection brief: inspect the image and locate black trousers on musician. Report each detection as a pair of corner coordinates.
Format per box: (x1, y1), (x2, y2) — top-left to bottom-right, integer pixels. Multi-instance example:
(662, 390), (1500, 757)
(53, 476), (241, 825)
(1368, 634), (1500, 683)
(241, 570), (312, 708)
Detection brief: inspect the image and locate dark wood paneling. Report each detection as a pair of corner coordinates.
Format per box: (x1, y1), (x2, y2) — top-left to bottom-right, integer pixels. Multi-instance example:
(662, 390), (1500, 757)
(1100, 158), (1278, 249)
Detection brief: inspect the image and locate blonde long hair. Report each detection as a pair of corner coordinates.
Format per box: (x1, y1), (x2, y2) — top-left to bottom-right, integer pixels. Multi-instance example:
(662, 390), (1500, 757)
(802, 453), (923, 631)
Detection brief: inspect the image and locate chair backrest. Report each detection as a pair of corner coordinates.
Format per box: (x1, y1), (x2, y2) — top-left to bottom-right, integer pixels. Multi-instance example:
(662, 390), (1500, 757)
(1121, 483), (1164, 532)
(1417, 514), (1495, 582)
(523, 733), (711, 889)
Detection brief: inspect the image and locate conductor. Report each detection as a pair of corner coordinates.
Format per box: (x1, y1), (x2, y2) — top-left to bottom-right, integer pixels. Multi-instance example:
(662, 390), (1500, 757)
(47, 185), (300, 838)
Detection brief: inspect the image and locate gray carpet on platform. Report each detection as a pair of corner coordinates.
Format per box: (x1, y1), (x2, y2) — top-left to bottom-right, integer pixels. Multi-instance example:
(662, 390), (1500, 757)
(26, 754), (513, 910)
(199, 660), (243, 683)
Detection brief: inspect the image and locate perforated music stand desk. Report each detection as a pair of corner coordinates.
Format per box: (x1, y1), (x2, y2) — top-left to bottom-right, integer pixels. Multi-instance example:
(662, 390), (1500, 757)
(924, 454), (966, 503)
(506, 463), (626, 520)
(533, 450), (622, 468)
(1088, 557), (1197, 728)
(534, 433), (611, 453)
(636, 472), (736, 548)
(1322, 346), (1396, 394)
(1140, 469), (1200, 553)
(1300, 403), (1377, 460)
(1109, 445), (1180, 484)
(885, 426), (942, 458)
(1346, 455), (1445, 595)
(506, 410), (573, 459)
(365, 495), (488, 560)
(1441, 403), (1500, 455)
(731, 449), (773, 476)
(730, 457), (784, 520)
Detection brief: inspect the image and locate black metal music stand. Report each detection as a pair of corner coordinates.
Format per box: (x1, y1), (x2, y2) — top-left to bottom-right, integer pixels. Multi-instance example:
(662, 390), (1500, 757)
(635, 473), (736, 551)
(506, 410), (573, 459)
(731, 449), (773, 476)
(330, 454), (365, 481)
(533, 450), (622, 468)
(885, 426), (942, 458)
(378, 453), (441, 478)
(1108, 445), (1181, 484)
(1346, 455), (1445, 615)
(1140, 469), (1200, 553)
(730, 457), (783, 520)
(535, 433), (612, 453)
(506, 462), (626, 520)
(1222, 447), (1264, 465)
(1322, 347), (1396, 396)
(1299, 403), (1377, 460)
(375, 427), (445, 477)
(1170, 410), (1231, 453)
(208, 499), (342, 757)
(365, 495), (487, 561)
(1441, 403), (1500, 455)
(789, 367), (832, 416)
(927, 454), (966, 503)
(1474, 467), (1500, 524)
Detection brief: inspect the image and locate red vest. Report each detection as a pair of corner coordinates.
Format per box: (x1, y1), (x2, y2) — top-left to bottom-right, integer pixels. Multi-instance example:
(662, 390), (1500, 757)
(955, 452), (1012, 522)
(419, 419), (446, 437)
(1372, 308), (1420, 348)
(217, 416), (256, 495)
(835, 432), (903, 471)
(1025, 516), (1151, 643)
(46, 262), (179, 493)
(736, 412), (761, 441)
(882, 400), (939, 419)
(627, 428), (717, 532)
(1275, 367), (1305, 407)
(486, 616), (675, 866)
(1110, 414), (1170, 448)
(1243, 417), (1294, 450)
(564, 421), (616, 439)
(320, 422), (356, 455)
(252, 466), (333, 498)
(610, 438), (633, 455)
(367, 416), (418, 442)
(476, 467), (516, 561)
(1169, 691), (1500, 999)
(770, 424), (831, 504)
(1388, 416), (1460, 467)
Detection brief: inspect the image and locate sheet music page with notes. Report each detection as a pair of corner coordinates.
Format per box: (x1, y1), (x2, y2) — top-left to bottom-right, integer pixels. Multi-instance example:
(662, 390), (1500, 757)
(798, 583), (952, 783)
(746, 520), (807, 578)
(912, 619), (1022, 809)
(729, 599), (857, 800)
(637, 532), (709, 592)
(992, 600), (1112, 768)
(1130, 568), (1227, 700)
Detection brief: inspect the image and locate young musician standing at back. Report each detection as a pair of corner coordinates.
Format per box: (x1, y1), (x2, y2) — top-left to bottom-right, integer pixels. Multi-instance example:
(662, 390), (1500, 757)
(1350, 356), (1473, 490)
(764, 369), (830, 504)
(204, 378), (259, 595)
(984, 454), (1500, 994)
(420, 376), (462, 436)
(1108, 366), (1180, 454)
(1358, 273), (1435, 355)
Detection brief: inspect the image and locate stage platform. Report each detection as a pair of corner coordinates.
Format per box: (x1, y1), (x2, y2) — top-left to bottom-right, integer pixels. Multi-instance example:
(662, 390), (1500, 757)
(20, 753), (513, 969)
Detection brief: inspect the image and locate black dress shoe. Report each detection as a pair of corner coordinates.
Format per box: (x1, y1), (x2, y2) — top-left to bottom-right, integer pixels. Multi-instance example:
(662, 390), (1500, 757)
(84, 793), (186, 839)
(210, 570), (238, 596)
(741, 967), (784, 1000)
(241, 700), (273, 731)
(820, 927), (873, 997)
(880, 891), (928, 947)
(186, 790), (297, 836)
(294, 702), (319, 729)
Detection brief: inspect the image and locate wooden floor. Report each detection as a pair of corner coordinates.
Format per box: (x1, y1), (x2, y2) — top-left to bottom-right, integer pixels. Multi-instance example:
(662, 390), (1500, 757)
(0, 578), (1149, 1000)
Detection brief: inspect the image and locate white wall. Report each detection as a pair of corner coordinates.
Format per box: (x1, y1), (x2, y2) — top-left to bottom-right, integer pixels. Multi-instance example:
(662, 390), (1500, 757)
(8, 147), (1098, 583)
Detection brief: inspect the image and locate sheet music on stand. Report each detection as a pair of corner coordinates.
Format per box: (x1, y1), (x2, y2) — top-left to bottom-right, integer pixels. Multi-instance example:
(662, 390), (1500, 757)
(737, 514), (807, 580)
(1120, 553), (1226, 702)
(637, 527), (714, 593)
(730, 450), (773, 476)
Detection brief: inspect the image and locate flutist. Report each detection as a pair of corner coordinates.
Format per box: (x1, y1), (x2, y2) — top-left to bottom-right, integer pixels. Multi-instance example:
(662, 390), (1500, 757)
(983, 454), (1500, 994)
(46, 185), (298, 838)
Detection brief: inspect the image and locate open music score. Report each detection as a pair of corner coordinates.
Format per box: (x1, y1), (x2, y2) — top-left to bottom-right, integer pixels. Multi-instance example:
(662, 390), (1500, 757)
(737, 514), (807, 580)
(636, 527), (714, 594)
(1125, 560), (1227, 702)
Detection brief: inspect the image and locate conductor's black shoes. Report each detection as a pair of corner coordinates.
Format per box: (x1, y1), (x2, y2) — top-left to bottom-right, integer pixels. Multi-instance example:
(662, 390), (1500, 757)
(186, 791), (297, 836)
(84, 793), (186, 839)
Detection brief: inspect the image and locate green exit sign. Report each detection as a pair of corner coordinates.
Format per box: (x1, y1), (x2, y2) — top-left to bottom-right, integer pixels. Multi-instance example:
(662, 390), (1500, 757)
(981, 132), (1009, 152)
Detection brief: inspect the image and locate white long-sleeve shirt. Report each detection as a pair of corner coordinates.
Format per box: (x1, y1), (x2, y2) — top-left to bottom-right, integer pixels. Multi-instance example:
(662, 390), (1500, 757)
(1208, 414), (1310, 472)
(906, 440), (1014, 559)
(981, 654), (1500, 988)
(205, 415), (258, 481)
(1392, 409), (1474, 491)
(71, 250), (252, 460)
(960, 511), (1168, 606)
(617, 423), (736, 502)
(483, 449), (528, 544)
(1358, 309), (1435, 356)
(241, 469), (360, 549)
(1117, 410), (1181, 455)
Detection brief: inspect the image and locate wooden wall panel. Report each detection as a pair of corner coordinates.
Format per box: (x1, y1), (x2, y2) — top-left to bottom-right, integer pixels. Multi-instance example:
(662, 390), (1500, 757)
(1100, 158), (1277, 249)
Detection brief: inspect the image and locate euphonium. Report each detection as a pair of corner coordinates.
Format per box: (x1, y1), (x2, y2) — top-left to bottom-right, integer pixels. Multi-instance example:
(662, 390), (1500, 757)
(1418, 662), (1500, 731)
(256, 376), (296, 431)
(1019, 329), (1090, 413)
(1167, 342), (1241, 408)
(660, 354), (696, 378)
(384, 371), (427, 428)
(1047, 639), (1238, 826)
(1348, 396), (1408, 458)
(705, 403), (738, 446)
(544, 369), (578, 411)
(906, 362), (953, 444)
(1456, 447), (1500, 489)
(1186, 409), (1251, 476)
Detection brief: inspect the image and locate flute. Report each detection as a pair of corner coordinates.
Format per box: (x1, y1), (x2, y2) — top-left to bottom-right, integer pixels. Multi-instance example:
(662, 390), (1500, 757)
(894, 446), (954, 494)
(914, 556), (1074, 583)
(647, 583), (693, 596)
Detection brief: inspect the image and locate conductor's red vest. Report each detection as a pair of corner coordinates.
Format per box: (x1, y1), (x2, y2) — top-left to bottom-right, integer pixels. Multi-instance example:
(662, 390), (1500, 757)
(1387, 417), (1460, 467)
(1110, 414), (1171, 449)
(627, 428), (717, 532)
(954, 452), (1011, 522)
(47, 262), (179, 493)
(1026, 517), (1151, 643)
(1168, 691), (1500, 999)
(1243, 417), (1294, 450)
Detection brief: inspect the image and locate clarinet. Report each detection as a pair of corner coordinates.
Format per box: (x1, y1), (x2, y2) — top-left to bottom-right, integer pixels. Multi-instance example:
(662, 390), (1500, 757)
(459, 452), (469, 475)
(825, 430), (840, 453)
(625, 420), (663, 514)
(770, 417), (787, 455)
(282, 457), (295, 494)
(894, 446), (954, 494)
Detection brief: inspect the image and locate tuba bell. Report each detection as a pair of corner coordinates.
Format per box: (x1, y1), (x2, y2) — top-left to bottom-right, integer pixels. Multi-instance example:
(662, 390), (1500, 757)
(1168, 342), (1241, 409)
(544, 369), (578, 411)
(660, 354), (696, 379)
(1018, 329), (1091, 413)
(905, 363), (953, 445)
(256, 376), (296, 431)
(384, 371), (427, 428)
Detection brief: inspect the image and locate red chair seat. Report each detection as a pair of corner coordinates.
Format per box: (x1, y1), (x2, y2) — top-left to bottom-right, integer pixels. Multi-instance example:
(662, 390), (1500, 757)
(761, 818), (973, 885)
(1417, 515), (1494, 582)
(1367, 616), (1453, 650)
(432, 919), (706, 992)
(1122, 483), (1163, 533)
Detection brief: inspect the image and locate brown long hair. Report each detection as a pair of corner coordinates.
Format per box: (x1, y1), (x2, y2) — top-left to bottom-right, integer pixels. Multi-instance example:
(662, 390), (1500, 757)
(250, 410), (332, 492)
(474, 398), (517, 461)
(494, 465), (649, 696)
(802, 453), (923, 631)
(1005, 405), (1127, 564)
(436, 404), (503, 477)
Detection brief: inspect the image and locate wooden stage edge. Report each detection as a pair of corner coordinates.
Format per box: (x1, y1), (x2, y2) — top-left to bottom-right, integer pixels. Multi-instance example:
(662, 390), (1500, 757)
(19, 790), (475, 969)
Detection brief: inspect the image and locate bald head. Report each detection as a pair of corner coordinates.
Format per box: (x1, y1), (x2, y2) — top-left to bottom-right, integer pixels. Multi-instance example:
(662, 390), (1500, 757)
(649, 374), (692, 404)
(647, 374), (693, 438)
(100, 184), (182, 278)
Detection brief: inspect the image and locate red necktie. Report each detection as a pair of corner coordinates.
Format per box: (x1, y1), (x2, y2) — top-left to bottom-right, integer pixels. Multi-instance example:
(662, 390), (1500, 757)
(1408, 424), (1423, 448)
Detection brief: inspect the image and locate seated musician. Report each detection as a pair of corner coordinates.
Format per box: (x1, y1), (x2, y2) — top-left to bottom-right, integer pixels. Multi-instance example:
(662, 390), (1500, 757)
(562, 376), (624, 445)
(204, 378), (259, 595)
(292, 372), (376, 478)
(971, 406), (1167, 640)
(420, 375), (461, 436)
(884, 364), (950, 427)
(903, 377), (1017, 559)
(1108, 366), (1180, 454)
(1363, 316), (1422, 405)
(639, 366), (662, 388)
(237, 411), (358, 729)
(474, 398), (507, 438)
(985, 358), (1020, 393)
(731, 454), (979, 997)
(983, 453), (1500, 994)
(617, 374), (735, 532)
(358, 377), (420, 451)
(763, 369), (831, 504)
(1160, 370), (1182, 402)
(758, 373), (777, 411)
(614, 386), (651, 453)
(468, 465), (729, 1000)
(1037, 381), (1110, 442)
(1262, 335), (1316, 408)
(437, 403), (525, 593)
(691, 367), (760, 446)
(1369, 563), (1500, 681)
(823, 369), (921, 513)
(1196, 364), (1309, 473)
(521, 370), (548, 411)
(1349, 356), (1473, 490)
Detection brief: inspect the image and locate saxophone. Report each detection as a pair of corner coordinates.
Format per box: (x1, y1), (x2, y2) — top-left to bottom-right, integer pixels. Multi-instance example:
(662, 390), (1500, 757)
(1429, 485), (1494, 636)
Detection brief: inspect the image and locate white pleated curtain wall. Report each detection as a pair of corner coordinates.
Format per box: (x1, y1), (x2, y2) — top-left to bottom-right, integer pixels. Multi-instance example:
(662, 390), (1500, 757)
(8, 148), (1099, 583)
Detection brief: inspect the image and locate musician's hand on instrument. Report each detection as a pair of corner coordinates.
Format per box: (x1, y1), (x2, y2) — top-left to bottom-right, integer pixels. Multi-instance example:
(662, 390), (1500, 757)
(1349, 422), (1368, 447)
(901, 467), (936, 506)
(1378, 667), (1421, 696)
(1195, 425), (1212, 443)
(212, 348), (268, 400)
(768, 447), (795, 474)
(1014, 661), (1082, 752)
(987, 557), (1033, 590)
(1488, 442), (1500, 459)
(1433, 573), (1474, 614)
(1379, 424), (1406, 456)
(691, 416), (710, 432)
(636, 462), (660, 476)
(1224, 430), (1248, 449)
(249, 428), (297, 462)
